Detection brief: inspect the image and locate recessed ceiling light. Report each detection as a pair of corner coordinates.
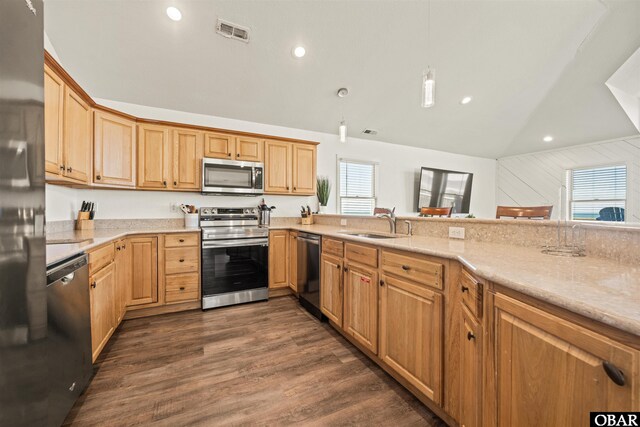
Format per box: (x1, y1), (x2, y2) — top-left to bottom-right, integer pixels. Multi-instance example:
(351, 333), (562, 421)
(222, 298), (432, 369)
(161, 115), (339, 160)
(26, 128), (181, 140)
(460, 96), (472, 105)
(166, 6), (182, 21)
(292, 46), (306, 58)
(543, 135), (554, 142)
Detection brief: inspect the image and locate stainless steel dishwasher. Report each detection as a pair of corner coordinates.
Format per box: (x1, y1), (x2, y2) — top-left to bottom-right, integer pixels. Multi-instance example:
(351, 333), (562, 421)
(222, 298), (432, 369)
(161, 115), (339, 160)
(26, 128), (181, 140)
(297, 232), (323, 319)
(46, 253), (93, 427)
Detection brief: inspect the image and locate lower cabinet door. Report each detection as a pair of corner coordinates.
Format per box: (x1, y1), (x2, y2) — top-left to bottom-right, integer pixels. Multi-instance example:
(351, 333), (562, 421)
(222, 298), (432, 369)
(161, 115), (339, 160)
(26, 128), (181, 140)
(379, 274), (443, 404)
(343, 262), (378, 354)
(128, 236), (158, 306)
(460, 304), (482, 427)
(268, 230), (288, 288)
(494, 294), (639, 426)
(89, 262), (116, 362)
(320, 254), (343, 325)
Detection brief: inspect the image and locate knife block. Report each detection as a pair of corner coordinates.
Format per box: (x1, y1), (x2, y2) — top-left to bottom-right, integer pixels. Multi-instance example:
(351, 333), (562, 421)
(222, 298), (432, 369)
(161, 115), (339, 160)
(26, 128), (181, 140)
(301, 214), (314, 225)
(76, 211), (94, 230)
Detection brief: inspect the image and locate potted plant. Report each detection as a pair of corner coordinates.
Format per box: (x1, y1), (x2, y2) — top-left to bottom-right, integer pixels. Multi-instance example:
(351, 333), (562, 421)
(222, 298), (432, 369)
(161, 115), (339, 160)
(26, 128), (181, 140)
(317, 176), (331, 214)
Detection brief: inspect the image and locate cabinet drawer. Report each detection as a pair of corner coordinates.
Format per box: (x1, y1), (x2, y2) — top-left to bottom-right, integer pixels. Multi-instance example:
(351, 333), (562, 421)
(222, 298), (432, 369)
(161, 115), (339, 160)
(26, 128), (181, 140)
(460, 269), (483, 318)
(344, 242), (378, 268)
(165, 273), (199, 303)
(165, 247), (199, 275)
(322, 237), (344, 257)
(165, 233), (198, 248)
(381, 250), (443, 290)
(89, 242), (115, 275)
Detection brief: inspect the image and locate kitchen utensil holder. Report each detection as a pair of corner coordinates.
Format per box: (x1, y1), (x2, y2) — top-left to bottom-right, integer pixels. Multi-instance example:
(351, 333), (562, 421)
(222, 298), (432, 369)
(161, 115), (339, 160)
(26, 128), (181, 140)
(301, 214), (314, 225)
(76, 211), (94, 230)
(184, 213), (199, 228)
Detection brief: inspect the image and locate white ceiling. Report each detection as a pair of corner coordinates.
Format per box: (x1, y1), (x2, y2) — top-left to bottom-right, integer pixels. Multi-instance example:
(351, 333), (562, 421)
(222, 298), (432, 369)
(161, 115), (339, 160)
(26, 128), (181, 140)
(44, 0), (640, 158)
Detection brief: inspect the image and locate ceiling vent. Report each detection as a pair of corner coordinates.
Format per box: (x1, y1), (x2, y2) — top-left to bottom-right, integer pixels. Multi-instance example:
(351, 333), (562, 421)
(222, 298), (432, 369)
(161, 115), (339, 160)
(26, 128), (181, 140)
(216, 19), (250, 43)
(362, 129), (378, 135)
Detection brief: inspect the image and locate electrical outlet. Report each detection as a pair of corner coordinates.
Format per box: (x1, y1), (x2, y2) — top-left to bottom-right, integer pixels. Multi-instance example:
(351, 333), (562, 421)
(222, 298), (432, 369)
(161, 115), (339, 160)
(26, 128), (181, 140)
(449, 226), (465, 239)
(340, 219), (347, 226)
(170, 202), (180, 212)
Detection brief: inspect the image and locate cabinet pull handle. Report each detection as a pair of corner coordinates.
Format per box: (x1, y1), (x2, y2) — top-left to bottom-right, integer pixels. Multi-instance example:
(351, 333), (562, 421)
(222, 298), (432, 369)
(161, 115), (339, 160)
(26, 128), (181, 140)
(179, 286), (185, 291)
(401, 265), (410, 271)
(461, 285), (469, 293)
(163, 180), (167, 187)
(179, 259), (185, 262)
(467, 332), (475, 341)
(603, 361), (625, 386)
(379, 279), (385, 287)
(91, 281), (96, 288)
(96, 174), (101, 180)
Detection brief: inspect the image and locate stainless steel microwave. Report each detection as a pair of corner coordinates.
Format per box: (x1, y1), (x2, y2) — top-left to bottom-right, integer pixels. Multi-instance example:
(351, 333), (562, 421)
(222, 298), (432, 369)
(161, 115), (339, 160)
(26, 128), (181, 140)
(201, 158), (264, 195)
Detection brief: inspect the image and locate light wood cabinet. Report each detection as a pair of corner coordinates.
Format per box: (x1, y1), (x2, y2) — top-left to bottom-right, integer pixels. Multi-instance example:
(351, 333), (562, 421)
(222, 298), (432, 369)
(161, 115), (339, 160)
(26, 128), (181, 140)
(343, 262), (379, 354)
(379, 274), (443, 404)
(44, 64), (64, 176)
(114, 239), (130, 324)
(89, 262), (116, 362)
(292, 143), (317, 194)
(94, 110), (136, 187)
(264, 140), (291, 193)
(460, 304), (482, 427)
(493, 293), (639, 426)
(320, 254), (343, 326)
(268, 230), (289, 288)
(288, 232), (299, 292)
(203, 133), (263, 162)
(137, 124), (170, 189)
(62, 86), (92, 183)
(172, 128), (203, 190)
(164, 233), (200, 304)
(128, 236), (158, 306)
(235, 136), (263, 162)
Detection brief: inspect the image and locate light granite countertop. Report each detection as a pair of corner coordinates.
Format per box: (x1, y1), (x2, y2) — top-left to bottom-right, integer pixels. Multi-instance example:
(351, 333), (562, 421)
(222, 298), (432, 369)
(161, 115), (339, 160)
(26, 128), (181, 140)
(46, 227), (200, 267)
(272, 224), (640, 337)
(46, 223), (640, 337)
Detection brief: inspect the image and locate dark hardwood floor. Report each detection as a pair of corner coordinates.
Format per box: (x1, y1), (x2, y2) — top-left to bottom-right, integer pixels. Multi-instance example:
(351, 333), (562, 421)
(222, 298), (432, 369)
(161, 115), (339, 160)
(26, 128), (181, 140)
(64, 296), (446, 426)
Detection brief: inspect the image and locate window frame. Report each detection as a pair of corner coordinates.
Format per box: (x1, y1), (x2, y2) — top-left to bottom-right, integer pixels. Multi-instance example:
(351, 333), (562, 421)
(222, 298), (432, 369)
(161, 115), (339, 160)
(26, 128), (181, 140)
(336, 157), (379, 216)
(566, 162), (628, 222)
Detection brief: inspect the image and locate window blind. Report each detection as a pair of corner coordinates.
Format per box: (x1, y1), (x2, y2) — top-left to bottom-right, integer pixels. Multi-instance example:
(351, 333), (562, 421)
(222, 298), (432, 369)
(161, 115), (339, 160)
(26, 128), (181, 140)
(570, 165), (626, 221)
(339, 160), (376, 215)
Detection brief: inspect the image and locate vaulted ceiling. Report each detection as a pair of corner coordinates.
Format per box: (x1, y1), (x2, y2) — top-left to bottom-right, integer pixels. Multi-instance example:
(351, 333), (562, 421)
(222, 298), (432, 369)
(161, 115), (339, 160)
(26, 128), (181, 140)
(44, 0), (640, 158)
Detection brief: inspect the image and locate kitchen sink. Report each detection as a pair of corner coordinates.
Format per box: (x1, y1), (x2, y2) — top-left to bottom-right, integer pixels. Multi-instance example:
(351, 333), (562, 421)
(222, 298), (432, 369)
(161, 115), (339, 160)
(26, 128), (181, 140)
(46, 238), (93, 245)
(341, 232), (398, 239)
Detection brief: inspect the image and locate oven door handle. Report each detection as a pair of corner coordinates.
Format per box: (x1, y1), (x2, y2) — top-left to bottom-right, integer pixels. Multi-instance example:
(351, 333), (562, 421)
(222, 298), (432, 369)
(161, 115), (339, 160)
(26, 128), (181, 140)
(202, 239), (269, 249)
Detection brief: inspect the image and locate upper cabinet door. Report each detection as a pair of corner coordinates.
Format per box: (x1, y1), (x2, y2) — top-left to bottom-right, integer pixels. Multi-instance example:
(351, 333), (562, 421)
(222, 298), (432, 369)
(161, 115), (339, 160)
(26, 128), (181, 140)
(137, 124), (170, 189)
(62, 87), (92, 183)
(292, 143), (316, 194)
(203, 132), (235, 159)
(44, 65), (64, 176)
(264, 140), (291, 193)
(172, 128), (203, 190)
(94, 110), (136, 187)
(236, 136), (263, 162)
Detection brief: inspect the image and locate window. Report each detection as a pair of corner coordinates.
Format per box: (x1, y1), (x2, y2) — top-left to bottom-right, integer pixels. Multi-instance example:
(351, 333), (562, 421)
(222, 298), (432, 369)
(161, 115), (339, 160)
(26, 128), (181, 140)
(569, 165), (626, 221)
(338, 159), (377, 215)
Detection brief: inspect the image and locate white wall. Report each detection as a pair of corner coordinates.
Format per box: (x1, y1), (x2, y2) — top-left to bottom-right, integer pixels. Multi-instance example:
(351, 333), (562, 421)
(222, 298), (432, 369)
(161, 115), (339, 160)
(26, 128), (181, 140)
(45, 98), (496, 220)
(496, 136), (640, 221)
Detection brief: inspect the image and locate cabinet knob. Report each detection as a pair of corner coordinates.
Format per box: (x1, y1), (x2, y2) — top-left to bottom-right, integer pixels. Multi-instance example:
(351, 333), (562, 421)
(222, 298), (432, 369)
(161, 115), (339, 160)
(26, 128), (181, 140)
(179, 239), (185, 242)
(173, 181), (177, 186)
(467, 331), (475, 341)
(179, 286), (185, 291)
(379, 279), (385, 287)
(96, 175), (101, 181)
(179, 259), (185, 262)
(401, 265), (410, 271)
(461, 285), (469, 293)
(59, 164), (65, 171)
(122, 244), (126, 249)
(67, 167), (72, 173)
(336, 264), (340, 269)
(116, 246), (121, 251)
(90, 281), (96, 288)
(286, 186), (289, 190)
(343, 267), (348, 272)
(603, 361), (625, 386)
(236, 153), (240, 157)
(227, 153), (231, 157)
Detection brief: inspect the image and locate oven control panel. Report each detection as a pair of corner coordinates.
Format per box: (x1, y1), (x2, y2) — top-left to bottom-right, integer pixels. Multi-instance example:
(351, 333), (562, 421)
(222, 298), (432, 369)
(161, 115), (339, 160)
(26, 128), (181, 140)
(200, 207), (258, 217)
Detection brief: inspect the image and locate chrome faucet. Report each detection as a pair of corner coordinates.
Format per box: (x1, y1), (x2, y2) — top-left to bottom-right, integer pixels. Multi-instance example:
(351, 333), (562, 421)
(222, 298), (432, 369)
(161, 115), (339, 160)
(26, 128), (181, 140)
(376, 208), (397, 234)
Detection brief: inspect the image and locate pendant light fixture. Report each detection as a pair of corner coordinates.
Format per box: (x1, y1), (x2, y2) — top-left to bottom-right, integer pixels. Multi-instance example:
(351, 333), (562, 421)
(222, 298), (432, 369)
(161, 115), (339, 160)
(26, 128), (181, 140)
(337, 87), (349, 143)
(421, 1), (436, 109)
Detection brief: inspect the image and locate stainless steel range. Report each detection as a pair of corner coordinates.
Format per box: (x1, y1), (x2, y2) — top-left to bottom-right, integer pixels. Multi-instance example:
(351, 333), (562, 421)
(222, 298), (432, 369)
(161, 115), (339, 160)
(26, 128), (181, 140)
(200, 207), (269, 309)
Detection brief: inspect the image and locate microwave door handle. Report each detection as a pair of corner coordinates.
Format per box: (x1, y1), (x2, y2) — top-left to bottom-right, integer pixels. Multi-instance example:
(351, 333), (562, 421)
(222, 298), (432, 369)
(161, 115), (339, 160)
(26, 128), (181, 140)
(252, 168), (256, 188)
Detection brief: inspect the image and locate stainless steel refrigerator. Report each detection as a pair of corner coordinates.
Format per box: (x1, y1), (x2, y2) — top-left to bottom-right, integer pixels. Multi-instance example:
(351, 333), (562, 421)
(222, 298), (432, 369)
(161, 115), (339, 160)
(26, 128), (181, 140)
(0, 1), (48, 425)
